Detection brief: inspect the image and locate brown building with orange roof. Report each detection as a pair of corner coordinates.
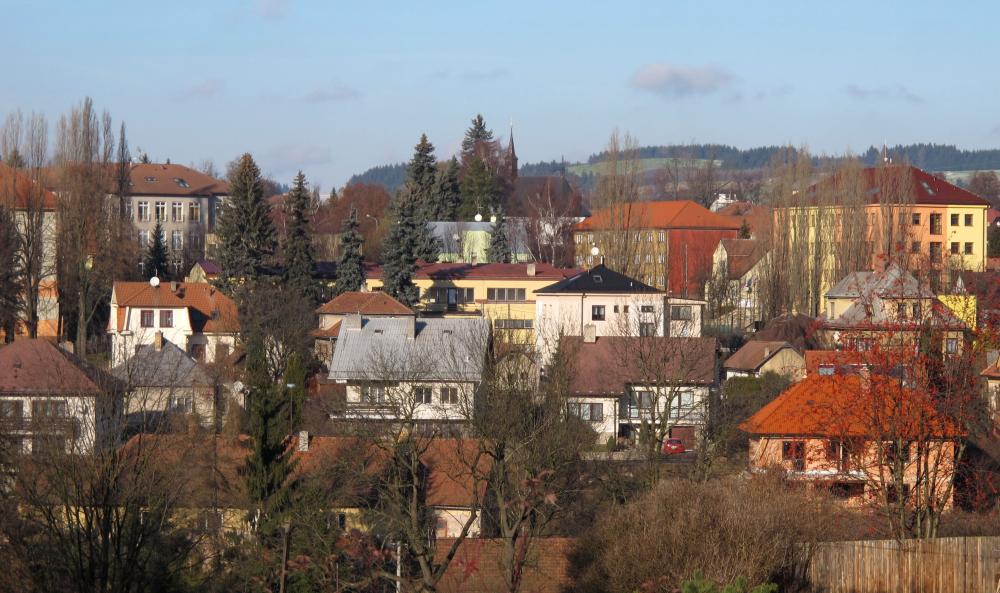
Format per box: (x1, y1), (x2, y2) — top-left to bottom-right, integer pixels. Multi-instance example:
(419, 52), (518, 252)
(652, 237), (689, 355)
(313, 291), (413, 364)
(572, 200), (741, 297)
(108, 279), (239, 367)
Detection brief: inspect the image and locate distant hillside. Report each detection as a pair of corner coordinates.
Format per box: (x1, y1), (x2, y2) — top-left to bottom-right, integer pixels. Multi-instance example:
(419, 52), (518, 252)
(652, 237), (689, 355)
(347, 162), (406, 193)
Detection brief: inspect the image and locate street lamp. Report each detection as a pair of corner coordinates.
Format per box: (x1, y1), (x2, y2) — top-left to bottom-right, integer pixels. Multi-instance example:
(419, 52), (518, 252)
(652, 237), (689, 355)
(365, 213), (379, 230)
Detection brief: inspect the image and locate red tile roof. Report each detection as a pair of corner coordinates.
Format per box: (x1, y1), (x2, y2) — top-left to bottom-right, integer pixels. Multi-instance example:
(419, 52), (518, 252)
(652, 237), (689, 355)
(723, 341), (794, 372)
(562, 335), (717, 396)
(311, 321), (341, 338)
(808, 165), (991, 207)
(435, 537), (574, 593)
(0, 339), (112, 395)
(112, 281), (239, 333)
(127, 163), (229, 197)
(982, 360), (1000, 380)
(367, 262), (580, 282)
(719, 238), (766, 279)
(575, 200), (742, 231)
(0, 163), (58, 210)
(316, 291), (413, 315)
(739, 375), (962, 438)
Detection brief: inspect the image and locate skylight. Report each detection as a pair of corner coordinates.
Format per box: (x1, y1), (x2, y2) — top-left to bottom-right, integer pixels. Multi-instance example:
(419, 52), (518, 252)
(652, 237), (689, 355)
(920, 181), (935, 196)
(593, 275), (603, 283)
(174, 177), (190, 188)
(144, 176), (157, 182)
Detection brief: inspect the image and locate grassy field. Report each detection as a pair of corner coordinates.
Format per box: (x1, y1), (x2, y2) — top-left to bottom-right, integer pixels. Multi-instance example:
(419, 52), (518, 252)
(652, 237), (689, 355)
(567, 157), (720, 176)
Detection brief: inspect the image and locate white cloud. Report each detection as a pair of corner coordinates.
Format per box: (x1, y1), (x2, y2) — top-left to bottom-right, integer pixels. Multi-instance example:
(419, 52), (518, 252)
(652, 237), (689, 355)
(631, 63), (733, 98)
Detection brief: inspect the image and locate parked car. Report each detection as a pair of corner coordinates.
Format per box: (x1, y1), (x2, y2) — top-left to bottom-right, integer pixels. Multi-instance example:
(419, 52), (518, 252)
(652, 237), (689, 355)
(661, 438), (685, 455)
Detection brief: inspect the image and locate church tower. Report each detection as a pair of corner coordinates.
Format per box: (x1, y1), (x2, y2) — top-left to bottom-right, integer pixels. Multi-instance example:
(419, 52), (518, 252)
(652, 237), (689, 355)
(506, 124), (518, 180)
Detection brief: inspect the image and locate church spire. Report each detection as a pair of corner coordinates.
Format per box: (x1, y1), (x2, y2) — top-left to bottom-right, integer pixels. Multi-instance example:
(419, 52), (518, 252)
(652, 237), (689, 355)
(506, 119), (518, 180)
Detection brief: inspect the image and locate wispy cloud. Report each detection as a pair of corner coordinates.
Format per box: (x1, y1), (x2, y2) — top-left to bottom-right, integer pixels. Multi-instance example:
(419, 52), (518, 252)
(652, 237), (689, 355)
(175, 78), (224, 100)
(844, 83), (924, 104)
(630, 63), (734, 99)
(303, 85), (361, 103)
(253, 0), (291, 19)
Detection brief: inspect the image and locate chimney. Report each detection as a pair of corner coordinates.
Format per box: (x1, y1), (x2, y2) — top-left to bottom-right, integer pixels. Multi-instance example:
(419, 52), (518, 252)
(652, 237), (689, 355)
(527, 263), (536, 277)
(154, 331), (164, 351)
(298, 430), (309, 452)
(583, 324), (597, 343)
(170, 281), (179, 293)
(342, 313), (362, 331)
(405, 316), (416, 340)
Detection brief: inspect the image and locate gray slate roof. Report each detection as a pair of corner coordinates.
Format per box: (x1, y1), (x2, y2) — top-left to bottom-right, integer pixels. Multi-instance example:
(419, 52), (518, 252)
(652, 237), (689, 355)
(112, 341), (213, 388)
(328, 317), (489, 383)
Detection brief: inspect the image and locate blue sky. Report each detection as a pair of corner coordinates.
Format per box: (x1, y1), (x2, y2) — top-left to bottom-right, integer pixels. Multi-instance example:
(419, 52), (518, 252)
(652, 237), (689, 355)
(3, 0), (999, 190)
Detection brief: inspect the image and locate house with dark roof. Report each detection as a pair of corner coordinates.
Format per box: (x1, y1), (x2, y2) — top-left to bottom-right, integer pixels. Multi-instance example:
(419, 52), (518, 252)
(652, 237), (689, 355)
(534, 264), (705, 362)
(723, 340), (804, 380)
(740, 374), (961, 506)
(313, 291), (413, 365)
(108, 279), (239, 367)
(111, 335), (223, 429)
(559, 334), (717, 446)
(707, 237), (768, 330)
(0, 339), (123, 454)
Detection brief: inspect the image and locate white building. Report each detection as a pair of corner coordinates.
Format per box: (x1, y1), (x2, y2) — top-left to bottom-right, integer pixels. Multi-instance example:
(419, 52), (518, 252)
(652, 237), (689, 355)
(108, 279), (239, 367)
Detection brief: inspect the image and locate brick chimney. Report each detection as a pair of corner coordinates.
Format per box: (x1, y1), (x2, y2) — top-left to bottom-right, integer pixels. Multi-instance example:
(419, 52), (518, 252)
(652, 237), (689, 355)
(154, 331), (164, 351)
(527, 263), (536, 277)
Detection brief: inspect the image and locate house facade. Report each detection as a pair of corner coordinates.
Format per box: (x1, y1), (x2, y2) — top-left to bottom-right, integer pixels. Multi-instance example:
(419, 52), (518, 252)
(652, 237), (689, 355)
(108, 280), (239, 367)
(0, 339), (122, 455)
(706, 237), (768, 331)
(723, 340), (805, 380)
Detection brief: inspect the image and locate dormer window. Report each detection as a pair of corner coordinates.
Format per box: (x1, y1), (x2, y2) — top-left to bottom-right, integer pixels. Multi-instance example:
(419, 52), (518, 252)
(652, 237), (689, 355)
(593, 275), (603, 283)
(174, 178), (190, 188)
(144, 176), (158, 182)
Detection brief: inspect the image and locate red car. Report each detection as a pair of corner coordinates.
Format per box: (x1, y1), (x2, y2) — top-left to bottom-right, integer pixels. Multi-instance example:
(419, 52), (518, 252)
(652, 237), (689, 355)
(661, 438), (686, 455)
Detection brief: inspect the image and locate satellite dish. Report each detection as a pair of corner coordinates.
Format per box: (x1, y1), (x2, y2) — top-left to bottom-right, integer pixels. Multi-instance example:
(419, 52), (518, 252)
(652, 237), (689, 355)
(590, 246), (600, 257)
(490, 215), (497, 223)
(149, 276), (160, 288)
(474, 213), (483, 222)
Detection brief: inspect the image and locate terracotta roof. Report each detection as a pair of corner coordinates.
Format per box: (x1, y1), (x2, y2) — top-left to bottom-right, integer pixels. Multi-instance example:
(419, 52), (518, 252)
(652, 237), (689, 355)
(127, 163), (228, 197)
(562, 335), (718, 396)
(575, 200), (742, 231)
(723, 341), (794, 372)
(719, 238), (766, 280)
(807, 165), (991, 207)
(716, 202), (773, 236)
(982, 360), (1000, 379)
(112, 281), (239, 333)
(0, 163), (58, 210)
(535, 264), (660, 294)
(316, 291), (413, 316)
(435, 537), (574, 593)
(0, 339), (114, 395)
(739, 374), (962, 438)
(311, 321), (341, 339)
(367, 261), (580, 282)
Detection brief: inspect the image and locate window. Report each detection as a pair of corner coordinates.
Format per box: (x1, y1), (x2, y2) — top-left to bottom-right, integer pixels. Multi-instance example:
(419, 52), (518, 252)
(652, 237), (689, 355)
(929, 213), (942, 235)
(140, 310), (154, 328)
(818, 364), (835, 376)
(950, 213), (959, 226)
(137, 201), (149, 222)
(950, 242), (960, 255)
(639, 322), (656, 337)
(189, 202), (201, 222)
(896, 303), (907, 319)
(159, 310), (173, 328)
(910, 241), (920, 254)
(640, 305), (655, 313)
(622, 305), (629, 313)
(0, 401), (23, 419)
(167, 395), (193, 414)
(171, 202), (184, 222)
(487, 287), (526, 302)
(144, 176), (158, 182)
(495, 319), (533, 330)
(31, 400), (68, 418)
(885, 441), (909, 465)
(440, 387), (459, 405)
(174, 177), (190, 188)
(911, 213), (921, 225)
(190, 343), (206, 362)
(591, 305), (605, 321)
(628, 391), (653, 418)
(965, 214), (973, 226)
(646, 232), (653, 242)
(644, 254), (652, 263)
(414, 386), (433, 404)
(138, 230), (149, 246)
(929, 242), (942, 263)
(574, 234), (582, 244)
(964, 242), (973, 255)
(567, 402), (604, 421)
(945, 337), (958, 354)
(360, 385), (386, 404)
(911, 303), (921, 319)
(155, 201), (166, 221)
(189, 232), (203, 249)
(171, 230), (183, 251)
(658, 231), (665, 242)
(782, 440), (805, 470)
(657, 254), (665, 264)
(670, 305), (692, 321)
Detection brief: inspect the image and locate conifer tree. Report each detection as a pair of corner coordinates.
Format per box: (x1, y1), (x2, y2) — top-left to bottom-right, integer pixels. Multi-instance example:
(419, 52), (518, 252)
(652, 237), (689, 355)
(243, 339), (296, 539)
(413, 202), (440, 263)
(738, 218), (751, 239)
(0, 205), (22, 341)
(434, 157), (462, 221)
(459, 156), (501, 220)
(487, 209), (512, 263)
(282, 171), (319, 303)
(216, 153), (276, 293)
(334, 205), (365, 295)
(143, 221), (169, 280)
(381, 198), (420, 306)
(461, 114), (495, 163)
(406, 134), (438, 218)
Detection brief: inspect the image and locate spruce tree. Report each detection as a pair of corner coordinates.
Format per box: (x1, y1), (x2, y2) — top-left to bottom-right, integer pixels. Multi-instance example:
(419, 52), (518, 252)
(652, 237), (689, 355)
(216, 153), (276, 293)
(487, 209), (512, 263)
(434, 158), (462, 221)
(0, 205), (22, 341)
(243, 339), (296, 538)
(406, 134), (438, 219)
(282, 171), (319, 303)
(461, 114), (494, 163)
(143, 221), (169, 280)
(413, 202), (440, 263)
(738, 218), (751, 239)
(381, 198), (420, 306)
(334, 205), (365, 294)
(459, 156), (501, 220)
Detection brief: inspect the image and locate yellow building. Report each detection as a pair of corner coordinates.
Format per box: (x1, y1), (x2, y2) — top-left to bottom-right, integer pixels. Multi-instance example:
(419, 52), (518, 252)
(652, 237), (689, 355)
(365, 262), (579, 344)
(774, 165), (992, 315)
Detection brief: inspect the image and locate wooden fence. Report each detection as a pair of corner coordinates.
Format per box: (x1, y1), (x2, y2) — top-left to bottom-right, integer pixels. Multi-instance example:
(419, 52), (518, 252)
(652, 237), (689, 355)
(804, 536), (1000, 593)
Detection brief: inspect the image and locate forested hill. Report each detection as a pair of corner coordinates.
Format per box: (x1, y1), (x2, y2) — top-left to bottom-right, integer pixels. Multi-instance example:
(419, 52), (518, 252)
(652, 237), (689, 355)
(347, 162), (406, 193)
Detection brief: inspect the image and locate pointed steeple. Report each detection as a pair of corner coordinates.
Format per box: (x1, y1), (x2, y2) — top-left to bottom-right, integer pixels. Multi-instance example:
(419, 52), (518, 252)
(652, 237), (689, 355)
(506, 119), (518, 180)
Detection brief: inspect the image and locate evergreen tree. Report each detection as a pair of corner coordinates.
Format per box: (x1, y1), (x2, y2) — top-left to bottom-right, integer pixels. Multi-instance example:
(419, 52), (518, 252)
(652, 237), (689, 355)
(334, 205), (365, 294)
(434, 157), (462, 221)
(0, 204), (22, 341)
(461, 114), (494, 163)
(143, 221), (169, 280)
(458, 156), (501, 220)
(381, 198), (420, 305)
(413, 201), (440, 263)
(406, 134), (438, 218)
(216, 153), (276, 293)
(243, 339), (296, 538)
(487, 209), (512, 263)
(282, 171), (319, 303)
(738, 219), (751, 239)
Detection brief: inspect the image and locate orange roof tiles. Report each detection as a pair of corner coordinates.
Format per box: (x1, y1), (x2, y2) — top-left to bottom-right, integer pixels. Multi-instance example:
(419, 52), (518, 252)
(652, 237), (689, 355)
(316, 291), (413, 315)
(435, 537), (574, 593)
(575, 200), (742, 231)
(112, 281), (239, 333)
(0, 163), (58, 210)
(0, 339), (113, 395)
(807, 165), (991, 207)
(127, 163), (228, 197)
